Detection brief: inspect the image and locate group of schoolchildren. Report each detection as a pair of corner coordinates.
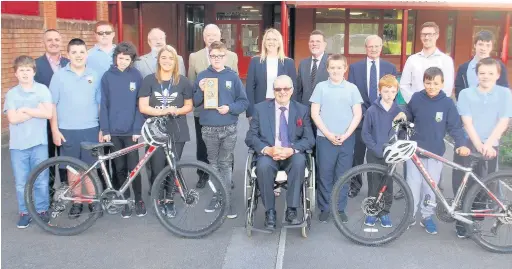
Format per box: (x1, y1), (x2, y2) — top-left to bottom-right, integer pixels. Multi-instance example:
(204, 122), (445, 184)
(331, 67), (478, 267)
(5, 24), (512, 242)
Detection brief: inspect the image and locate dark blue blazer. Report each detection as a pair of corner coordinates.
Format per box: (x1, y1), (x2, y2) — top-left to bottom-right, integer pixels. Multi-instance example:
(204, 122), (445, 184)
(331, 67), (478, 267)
(34, 54), (70, 87)
(246, 56), (297, 118)
(348, 59), (397, 118)
(245, 99), (314, 154)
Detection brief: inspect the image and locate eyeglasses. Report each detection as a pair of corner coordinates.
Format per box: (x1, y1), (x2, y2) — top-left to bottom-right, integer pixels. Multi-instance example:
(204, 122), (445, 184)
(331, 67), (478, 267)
(420, 33), (437, 38)
(96, 31), (113, 36)
(209, 54), (225, 60)
(274, 87), (292, 92)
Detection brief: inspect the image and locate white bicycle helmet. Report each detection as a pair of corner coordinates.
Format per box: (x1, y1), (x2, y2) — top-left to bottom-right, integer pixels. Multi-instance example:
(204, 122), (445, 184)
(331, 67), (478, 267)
(141, 117), (168, 146)
(383, 140), (417, 164)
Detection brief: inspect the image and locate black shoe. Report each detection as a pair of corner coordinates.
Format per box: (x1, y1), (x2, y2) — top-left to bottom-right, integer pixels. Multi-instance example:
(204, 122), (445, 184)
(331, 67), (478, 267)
(121, 204), (132, 218)
(264, 209), (277, 230)
(456, 221), (468, 238)
(394, 189), (405, 200)
(163, 202), (176, 218)
(69, 204), (83, 219)
(135, 200), (147, 217)
(338, 211), (348, 223)
(231, 181), (235, 190)
(227, 204), (237, 219)
(89, 203), (103, 218)
(285, 207), (297, 223)
(38, 211), (50, 223)
(348, 188), (359, 198)
(196, 173), (209, 189)
(319, 211), (329, 223)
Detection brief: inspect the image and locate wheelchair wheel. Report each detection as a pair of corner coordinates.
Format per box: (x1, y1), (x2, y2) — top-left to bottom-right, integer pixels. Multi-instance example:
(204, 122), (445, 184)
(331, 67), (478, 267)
(244, 153), (254, 212)
(301, 210), (312, 238)
(330, 163), (414, 246)
(245, 182), (257, 237)
(306, 156), (316, 214)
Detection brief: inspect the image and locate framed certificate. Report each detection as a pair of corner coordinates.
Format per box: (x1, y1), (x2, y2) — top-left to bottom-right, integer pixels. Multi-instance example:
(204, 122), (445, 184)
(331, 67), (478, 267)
(204, 78), (219, 109)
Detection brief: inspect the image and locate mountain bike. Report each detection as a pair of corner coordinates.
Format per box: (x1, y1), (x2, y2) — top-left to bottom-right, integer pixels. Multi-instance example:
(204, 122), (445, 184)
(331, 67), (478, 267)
(24, 117), (229, 238)
(331, 119), (512, 253)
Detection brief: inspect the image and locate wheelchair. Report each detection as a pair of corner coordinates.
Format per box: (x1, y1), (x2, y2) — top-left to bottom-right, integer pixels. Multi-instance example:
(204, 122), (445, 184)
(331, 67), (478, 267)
(244, 149), (316, 238)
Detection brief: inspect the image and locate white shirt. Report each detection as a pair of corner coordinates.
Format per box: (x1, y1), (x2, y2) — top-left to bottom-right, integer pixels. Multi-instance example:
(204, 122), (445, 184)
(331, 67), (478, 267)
(266, 57), (279, 98)
(310, 53), (324, 71)
(400, 48), (454, 103)
(274, 101), (290, 147)
(366, 57), (380, 96)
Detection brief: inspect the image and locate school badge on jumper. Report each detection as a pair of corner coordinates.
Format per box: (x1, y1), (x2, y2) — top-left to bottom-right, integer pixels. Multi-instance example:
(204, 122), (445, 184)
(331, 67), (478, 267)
(129, 82), (136, 91)
(86, 75), (93, 84)
(435, 112), (443, 122)
(226, 81), (232, 90)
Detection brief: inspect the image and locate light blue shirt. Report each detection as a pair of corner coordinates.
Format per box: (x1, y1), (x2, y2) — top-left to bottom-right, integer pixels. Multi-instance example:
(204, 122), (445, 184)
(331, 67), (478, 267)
(87, 44), (116, 79)
(466, 56), (479, 88)
(457, 85), (512, 145)
(49, 63), (101, 130)
(3, 82), (52, 150)
(309, 79), (363, 137)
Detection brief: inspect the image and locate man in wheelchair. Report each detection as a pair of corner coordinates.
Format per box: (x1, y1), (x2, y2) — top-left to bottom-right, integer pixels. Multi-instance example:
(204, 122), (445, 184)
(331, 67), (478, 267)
(245, 75), (315, 230)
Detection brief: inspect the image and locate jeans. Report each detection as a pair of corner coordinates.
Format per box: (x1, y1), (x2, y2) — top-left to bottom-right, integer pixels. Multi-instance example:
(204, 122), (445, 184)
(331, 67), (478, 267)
(11, 144), (49, 214)
(202, 124), (237, 194)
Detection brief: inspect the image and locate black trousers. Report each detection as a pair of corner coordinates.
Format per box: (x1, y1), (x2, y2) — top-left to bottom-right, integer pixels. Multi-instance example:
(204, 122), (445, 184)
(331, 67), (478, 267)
(47, 121), (68, 190)
(350, 128), (367, 192)
(366, 151), (393, 215)
(149, 142), (185, 199)
(255, 154), (306, 211)
(111, 136), (142, 201)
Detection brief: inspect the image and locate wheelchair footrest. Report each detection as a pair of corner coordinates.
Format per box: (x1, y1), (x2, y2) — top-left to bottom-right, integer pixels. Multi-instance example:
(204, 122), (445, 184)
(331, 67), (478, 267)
(248, 226), (274, 234)
(282, 220), (307, 228)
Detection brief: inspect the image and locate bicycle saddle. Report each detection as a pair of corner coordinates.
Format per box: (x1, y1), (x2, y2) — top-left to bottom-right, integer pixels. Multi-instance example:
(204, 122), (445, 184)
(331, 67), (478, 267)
(80, 142), (114, 151)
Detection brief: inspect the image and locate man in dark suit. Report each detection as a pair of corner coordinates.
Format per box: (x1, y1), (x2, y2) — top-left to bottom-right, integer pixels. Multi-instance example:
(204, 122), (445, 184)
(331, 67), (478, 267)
(245, 75), (315, 231)
(34, 29), (70, 193)
(347, 35), (397, 198)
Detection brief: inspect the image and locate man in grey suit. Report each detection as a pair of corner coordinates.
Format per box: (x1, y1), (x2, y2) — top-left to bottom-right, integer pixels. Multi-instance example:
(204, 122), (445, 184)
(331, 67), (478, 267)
(135, 28), (186, 78)
(188, 24), (239, 189)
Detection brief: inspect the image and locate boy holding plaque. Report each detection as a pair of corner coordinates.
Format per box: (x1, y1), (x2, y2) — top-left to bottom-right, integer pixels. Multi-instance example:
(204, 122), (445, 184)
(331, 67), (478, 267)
(193, 41), (249, 219)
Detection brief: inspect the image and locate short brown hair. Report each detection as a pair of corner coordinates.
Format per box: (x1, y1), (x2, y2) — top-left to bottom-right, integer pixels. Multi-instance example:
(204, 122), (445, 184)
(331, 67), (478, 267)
(310, 30), (326, 42)
(95, 21), (114, 32)
(13, 55), (36, 72)
(421, 22), (439, 34)
(378, 74), (399, 92)
(476, 57), (502, 74)
(209, 41), (227, 51)
(326, 54), (347, 68)
(473, 30), (495, 45)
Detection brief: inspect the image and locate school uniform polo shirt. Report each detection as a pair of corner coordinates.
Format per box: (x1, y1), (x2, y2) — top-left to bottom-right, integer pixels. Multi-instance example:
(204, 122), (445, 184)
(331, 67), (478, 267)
(309, 79), (363, 137)
(457, 85), (512, 145)
(87, 44), (116, 79)
(3, 82), (52, 150)
(49, 64), (101, 130)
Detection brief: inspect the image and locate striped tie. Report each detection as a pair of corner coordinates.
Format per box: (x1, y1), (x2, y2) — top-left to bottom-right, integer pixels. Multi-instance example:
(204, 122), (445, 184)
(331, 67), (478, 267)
(311, 58), (318, 88)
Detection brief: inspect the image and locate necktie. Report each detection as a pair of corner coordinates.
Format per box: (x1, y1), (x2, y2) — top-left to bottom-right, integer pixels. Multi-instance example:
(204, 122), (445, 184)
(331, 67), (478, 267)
(279, 107), (289, 147)
(369, 60), (378, 102)
(311, 58), (318, 89)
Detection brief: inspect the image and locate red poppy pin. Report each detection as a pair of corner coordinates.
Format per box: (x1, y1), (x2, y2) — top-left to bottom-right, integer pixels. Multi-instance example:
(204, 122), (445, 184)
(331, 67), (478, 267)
(297, 118), (303, 127)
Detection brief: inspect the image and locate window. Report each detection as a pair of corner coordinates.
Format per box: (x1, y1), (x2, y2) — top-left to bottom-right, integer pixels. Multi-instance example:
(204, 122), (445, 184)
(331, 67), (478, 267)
(316, 23), (346, 54)
(186, 5), (205, 53)
(216, 4), (262, 20)
(316, 8), (346, 20)
(349, 24), (378, 54)
(349, 9), (380, 20)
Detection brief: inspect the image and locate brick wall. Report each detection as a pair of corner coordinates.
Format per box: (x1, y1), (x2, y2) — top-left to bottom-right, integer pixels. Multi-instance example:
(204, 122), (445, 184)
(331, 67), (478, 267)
(1, 1), (108, 135)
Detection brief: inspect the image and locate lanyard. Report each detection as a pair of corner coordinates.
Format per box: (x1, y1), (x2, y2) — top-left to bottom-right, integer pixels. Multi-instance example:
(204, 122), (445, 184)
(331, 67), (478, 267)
(160, 79), (173, 108)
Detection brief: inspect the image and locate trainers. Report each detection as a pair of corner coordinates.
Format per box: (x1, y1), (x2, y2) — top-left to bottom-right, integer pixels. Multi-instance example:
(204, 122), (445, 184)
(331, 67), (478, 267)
(227, 204), (237, 219)
(164, 202), (176, 218)
(319, 211), (329, 223)
(420, 217), (438, 234)
(205, 195), (220, 213)
(394, 189), (405, 200)
(69, 204), (83, 219)
(455, 222), (468, 238)
(380, 215), (393, 228)
(338, 211), (348, 223)
(364, 216), (377, 226)
(408, 218), (416, 229)
(38, 211), (50, 223)
(88, 203), (103, 218)
(121, 205), (132, 218)
(17, 214), (32, 228)
(135, 200), (147, 217)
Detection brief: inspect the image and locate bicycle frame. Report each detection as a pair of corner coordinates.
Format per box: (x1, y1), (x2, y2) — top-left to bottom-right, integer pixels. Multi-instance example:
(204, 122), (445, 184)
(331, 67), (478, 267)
(408, 147), (509, 224)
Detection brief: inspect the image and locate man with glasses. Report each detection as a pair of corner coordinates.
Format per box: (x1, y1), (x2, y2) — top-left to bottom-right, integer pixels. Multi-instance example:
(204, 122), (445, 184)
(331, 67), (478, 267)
(135, 28), (186, 79)
(87, 21), (117, 79)
(400, 21), (454, 103)
(189, 24), (238, 189)
(245, 75), (314, 230)
(347, 35), (397, 198)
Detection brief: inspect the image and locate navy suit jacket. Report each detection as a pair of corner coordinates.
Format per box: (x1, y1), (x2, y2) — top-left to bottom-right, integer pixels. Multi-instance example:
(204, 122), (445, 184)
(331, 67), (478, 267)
(245, 100), (315, 155)
(246, 56), (297, 118)
(347, 58), (397, 127)
(34, 54), (70, 87)
(296, 53), (329, 106)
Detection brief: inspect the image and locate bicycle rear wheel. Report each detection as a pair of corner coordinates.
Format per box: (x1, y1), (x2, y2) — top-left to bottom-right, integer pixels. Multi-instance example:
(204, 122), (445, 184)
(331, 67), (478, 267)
(330, 163), (414, 246)
(151, 160), (229, 238)
(462, 171), (512, 253)
(24, 156), (103, 236)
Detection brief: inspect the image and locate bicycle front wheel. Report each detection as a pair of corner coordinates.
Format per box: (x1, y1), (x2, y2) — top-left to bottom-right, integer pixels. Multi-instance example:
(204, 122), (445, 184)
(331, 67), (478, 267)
(151, 160), (229, 238)
(462, 171), (512, 253)
(330, 163), (414, 246)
